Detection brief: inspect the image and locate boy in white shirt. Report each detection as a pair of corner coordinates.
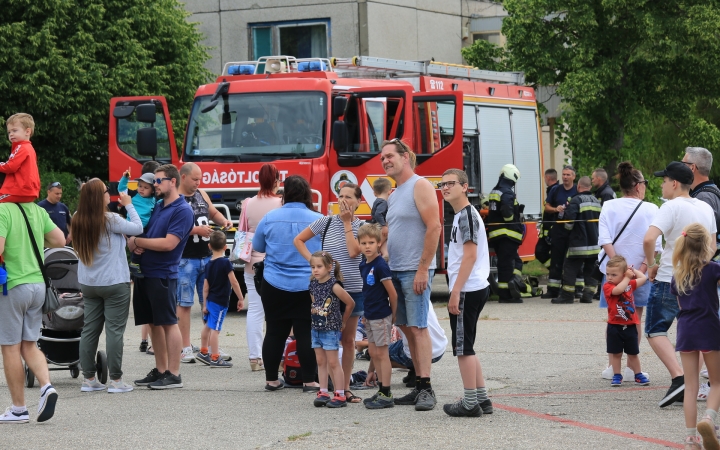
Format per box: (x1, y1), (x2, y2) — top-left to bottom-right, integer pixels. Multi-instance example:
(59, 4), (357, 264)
(439, 169), (492, 418)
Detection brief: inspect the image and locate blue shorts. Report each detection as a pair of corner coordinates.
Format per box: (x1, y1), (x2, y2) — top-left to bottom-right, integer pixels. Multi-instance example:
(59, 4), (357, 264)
(388, 340), (443, 369)
(392, 270), (434, 328)
(203, 301), (228, 332)
(177, 256), (211, 307)
(349, 291), (364, 318)
(599, 275), (651, 308)
(311, 329), (342, 350)
(644, 281), (679, 338)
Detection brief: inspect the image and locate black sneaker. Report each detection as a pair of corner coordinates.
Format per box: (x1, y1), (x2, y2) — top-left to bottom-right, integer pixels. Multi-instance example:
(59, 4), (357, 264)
(659, 377), (685, 408)
(363, 392), (380, 405)
(394, 388), (421, 405)
(134, 368), (162, 386)
(479, 399), (494, 414)
(365, 392), (394, 409)
(148, 371), (183, 390)
(314, 392), (331, 407)
(139, 340), (148, 352)
(415, 389), (437, 411)
(443, 399), (482, 417)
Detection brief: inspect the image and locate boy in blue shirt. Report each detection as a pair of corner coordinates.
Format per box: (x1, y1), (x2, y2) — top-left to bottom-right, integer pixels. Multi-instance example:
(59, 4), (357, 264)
(357, 223), (398, 409)
(195, 231), (244, 367)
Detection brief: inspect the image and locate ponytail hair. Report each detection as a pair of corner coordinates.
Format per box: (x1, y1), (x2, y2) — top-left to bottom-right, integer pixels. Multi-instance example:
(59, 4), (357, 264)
(309, 250), (344, 282)
(672, 223), (714, 296)
(617, 161), (644, 195)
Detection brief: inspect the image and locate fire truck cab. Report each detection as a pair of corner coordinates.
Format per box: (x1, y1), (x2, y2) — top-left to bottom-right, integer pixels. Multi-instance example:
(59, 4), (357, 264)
(109, 55), (544, 296)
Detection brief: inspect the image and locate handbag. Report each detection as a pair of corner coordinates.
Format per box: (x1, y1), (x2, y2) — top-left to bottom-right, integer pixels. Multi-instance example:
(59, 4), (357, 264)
(231, 198), (253, 263)
(591, 200), (644, 282)
(16, 203), (61, 314)
(252, 260), (264, 295)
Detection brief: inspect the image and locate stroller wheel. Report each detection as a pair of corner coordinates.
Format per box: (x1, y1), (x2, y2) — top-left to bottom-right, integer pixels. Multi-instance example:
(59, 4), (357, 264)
(70, 365), (80, 379)
(96, 351), (108, 385)
(25, 364), (35, 388)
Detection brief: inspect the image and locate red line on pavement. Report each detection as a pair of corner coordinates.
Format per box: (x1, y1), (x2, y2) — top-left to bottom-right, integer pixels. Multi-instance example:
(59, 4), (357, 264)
(491, 386), (667, 398)
(493, 402), (682, 448)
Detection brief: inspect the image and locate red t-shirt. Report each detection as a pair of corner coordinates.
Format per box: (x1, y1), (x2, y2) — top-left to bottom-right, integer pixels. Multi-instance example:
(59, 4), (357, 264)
(603, 279), (638, 325)
(0, 140), (40, 198)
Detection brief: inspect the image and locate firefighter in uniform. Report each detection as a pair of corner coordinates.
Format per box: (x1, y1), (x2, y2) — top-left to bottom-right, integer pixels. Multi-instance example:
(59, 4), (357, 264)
(487, 164), (532, 303)
(535, 169), (559, 268)
(551, 177), (602, 304)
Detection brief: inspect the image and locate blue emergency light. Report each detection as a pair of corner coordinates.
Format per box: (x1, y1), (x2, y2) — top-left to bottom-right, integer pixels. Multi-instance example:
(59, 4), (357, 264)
(210, 193), (223, 201)
(297, 61), (326, 72)
(228, 65), (256, 75)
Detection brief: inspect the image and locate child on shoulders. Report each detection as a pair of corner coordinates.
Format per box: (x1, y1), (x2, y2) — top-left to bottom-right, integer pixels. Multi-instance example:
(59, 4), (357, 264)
(0, 113), (40, 203)
(118, 164), (159, 228)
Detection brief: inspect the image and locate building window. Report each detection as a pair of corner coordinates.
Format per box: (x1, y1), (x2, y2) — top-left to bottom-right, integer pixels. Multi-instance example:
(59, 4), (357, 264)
(249, 19), (330, 60)
(473, 32), (501, 46)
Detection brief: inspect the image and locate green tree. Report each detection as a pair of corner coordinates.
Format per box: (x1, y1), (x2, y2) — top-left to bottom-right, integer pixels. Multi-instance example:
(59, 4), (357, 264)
(461, 39), (513, 72)
(0, 0), (212, 180)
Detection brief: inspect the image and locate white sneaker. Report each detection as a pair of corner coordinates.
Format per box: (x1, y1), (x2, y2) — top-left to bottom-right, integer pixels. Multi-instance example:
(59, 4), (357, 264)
(181, 346), (196, 363)
(601, 366), (614, 380)
(623, 367), (649, 382)
(81, 378), (106, 392)
(0, 407), (29, 424)
(107, 378), (134, 393)
(701, 369), (709, 379)
(37, 385), (58, 423)
(698, 382), (710, 402)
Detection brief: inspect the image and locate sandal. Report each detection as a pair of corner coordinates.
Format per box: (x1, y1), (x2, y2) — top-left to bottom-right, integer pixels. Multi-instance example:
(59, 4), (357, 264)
(698, 416), (720, 450)
(684, 435), (701, 450)
(346, 390), (362, 403)
(250, 358), (264, 372)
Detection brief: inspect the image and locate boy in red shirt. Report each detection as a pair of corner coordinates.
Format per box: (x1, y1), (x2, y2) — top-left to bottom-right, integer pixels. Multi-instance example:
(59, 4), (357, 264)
(0, 113), (40, 203)
(603, 255), (649, 387)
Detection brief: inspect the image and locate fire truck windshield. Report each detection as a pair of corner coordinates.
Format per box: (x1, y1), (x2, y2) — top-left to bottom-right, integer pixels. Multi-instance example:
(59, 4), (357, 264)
(184, 91), (327, 161)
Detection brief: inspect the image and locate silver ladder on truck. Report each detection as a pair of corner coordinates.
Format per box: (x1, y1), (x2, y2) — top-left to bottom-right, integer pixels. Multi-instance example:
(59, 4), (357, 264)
(330, 56), (524, 85)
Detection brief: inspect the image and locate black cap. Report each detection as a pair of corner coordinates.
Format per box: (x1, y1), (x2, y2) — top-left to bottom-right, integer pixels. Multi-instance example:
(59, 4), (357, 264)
(653, 161), (693, 185)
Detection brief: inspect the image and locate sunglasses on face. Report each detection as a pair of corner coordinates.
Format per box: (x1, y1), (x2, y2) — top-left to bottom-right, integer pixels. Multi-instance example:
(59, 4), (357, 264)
(154, 177), (172, 185)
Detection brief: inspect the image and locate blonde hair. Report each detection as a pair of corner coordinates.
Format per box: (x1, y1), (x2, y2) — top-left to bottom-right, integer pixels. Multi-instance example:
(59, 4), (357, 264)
(6, 113), (35, 136)
(309, 250), (343, 282)
(672, 223), (714, 296)
(357, 223), (382, 242)
(605, 255), (627, 273)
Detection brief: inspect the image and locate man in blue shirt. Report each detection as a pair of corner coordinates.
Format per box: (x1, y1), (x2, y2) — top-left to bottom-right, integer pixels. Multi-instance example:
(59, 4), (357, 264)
(128, 164), (194, 390)
(37, 182), (71, 244)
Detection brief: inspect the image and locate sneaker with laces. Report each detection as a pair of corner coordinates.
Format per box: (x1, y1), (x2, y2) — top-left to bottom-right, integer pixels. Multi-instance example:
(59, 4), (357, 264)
(698, 382), (710, 402)
(365, 392), (395, 409)
(209, 357), (233, 368)
(415, 389), (437, 411)
(611, 374), (623, 387)
(107, 379), (134, 393)
(659, 377), (685, 407)
(37, 385), (58, 422)
(134, 368), (162, 386)
(148, 371), (183, 390)
(363, 392), (380, 405)
(701, 369), (710, 379)
(181, 347), (196, 363)
(195, 352), (212, 366)
(81, 378), (106, 392)
(0, 407), (29, 424)
(479, 399), (494, 414)
(326, 393), (347, 408)
(624, 367), (649, 382)
(394, 388), (421, 405)
(635, 373), (650, 386)
(314, 392), (331, 407)
(443, 398), (482, 417)
(601, 366), (615, 380)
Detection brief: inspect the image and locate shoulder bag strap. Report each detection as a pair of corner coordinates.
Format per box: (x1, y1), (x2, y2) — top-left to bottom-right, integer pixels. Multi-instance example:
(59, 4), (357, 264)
(239, 198), (250, 232)
(322, 216), (332, 248)
(15, 203), (50, 289)
(598, 200), (644, 265)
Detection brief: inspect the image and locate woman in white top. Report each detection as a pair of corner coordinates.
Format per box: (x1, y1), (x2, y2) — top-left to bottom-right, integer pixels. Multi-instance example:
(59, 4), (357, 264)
(242, 164), (282, 371)
(597, 162), (661, 379)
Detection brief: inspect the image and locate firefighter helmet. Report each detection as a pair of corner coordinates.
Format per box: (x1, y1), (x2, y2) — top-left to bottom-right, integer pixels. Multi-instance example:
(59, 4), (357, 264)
(500, 164), (521, 182)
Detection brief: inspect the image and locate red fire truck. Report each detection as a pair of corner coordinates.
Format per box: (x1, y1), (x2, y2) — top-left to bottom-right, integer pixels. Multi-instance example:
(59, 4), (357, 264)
(109, 56), (544, 295)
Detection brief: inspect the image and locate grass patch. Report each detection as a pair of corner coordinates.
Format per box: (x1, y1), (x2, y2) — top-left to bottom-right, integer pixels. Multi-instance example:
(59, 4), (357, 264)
(523, 259), (548, 277)
(287, 432), (312, 442)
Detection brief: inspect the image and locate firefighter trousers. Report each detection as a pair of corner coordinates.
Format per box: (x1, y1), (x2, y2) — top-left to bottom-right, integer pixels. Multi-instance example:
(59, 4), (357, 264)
(547, 226), (569, 292)
(561, 256), (598, 293)
(493, 238), (525, 299)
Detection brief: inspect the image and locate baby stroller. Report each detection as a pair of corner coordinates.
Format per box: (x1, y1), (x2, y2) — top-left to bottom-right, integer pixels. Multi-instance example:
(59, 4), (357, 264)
(24, 247), (108, 387)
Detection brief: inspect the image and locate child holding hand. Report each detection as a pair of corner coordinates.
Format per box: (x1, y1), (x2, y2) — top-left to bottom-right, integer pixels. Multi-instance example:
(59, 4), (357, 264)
(671, 223), (720, 450)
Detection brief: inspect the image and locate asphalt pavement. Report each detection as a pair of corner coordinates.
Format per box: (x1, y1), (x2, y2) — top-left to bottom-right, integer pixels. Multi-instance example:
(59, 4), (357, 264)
(0, 277), (693, 449)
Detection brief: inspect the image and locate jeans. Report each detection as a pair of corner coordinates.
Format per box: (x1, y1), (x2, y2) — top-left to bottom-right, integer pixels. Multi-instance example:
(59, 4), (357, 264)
(244, 272), (264, 360)
(177, 256), (211, 307)
(599, 275), (651, 308)
(644, 281), (679, 338)
(79, 283), (131, 380)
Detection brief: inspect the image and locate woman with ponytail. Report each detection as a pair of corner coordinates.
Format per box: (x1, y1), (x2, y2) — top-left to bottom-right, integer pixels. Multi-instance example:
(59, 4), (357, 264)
(597, 162), (661, 381)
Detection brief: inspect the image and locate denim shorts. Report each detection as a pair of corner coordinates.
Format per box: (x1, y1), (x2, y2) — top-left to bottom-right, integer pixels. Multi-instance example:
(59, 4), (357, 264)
(311, 329), (342, 350)
(599, 275), (651, 308)
(203, 301), (228, 332)
(388, 340), (443, 369)
(349, 291), (364, 318)
(392, 270), (434, 328)
(177, 256), (211, 307)
(644, 281), (679, 338)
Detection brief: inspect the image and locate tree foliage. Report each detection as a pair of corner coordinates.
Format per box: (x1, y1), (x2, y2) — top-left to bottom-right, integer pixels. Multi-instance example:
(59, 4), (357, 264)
(0, 0), (212, 180)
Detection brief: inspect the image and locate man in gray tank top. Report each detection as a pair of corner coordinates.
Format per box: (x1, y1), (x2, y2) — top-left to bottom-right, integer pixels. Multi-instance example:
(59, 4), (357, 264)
(381, 139), (441, 411)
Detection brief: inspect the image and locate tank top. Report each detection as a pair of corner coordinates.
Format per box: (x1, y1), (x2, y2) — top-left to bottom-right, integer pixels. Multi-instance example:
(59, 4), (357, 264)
(181, 190), (211, 259)
(387, 174), (436, 271)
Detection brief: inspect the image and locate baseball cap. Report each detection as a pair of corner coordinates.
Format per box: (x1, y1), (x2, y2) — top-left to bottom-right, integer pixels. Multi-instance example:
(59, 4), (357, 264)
(653, 161), (693, 185)
(136, 172), (156, 186)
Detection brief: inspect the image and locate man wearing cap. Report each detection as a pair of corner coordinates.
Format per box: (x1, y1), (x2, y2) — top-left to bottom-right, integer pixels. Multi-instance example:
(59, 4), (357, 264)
(37, 182), (71, 245)
(643, 161), (716, 408)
